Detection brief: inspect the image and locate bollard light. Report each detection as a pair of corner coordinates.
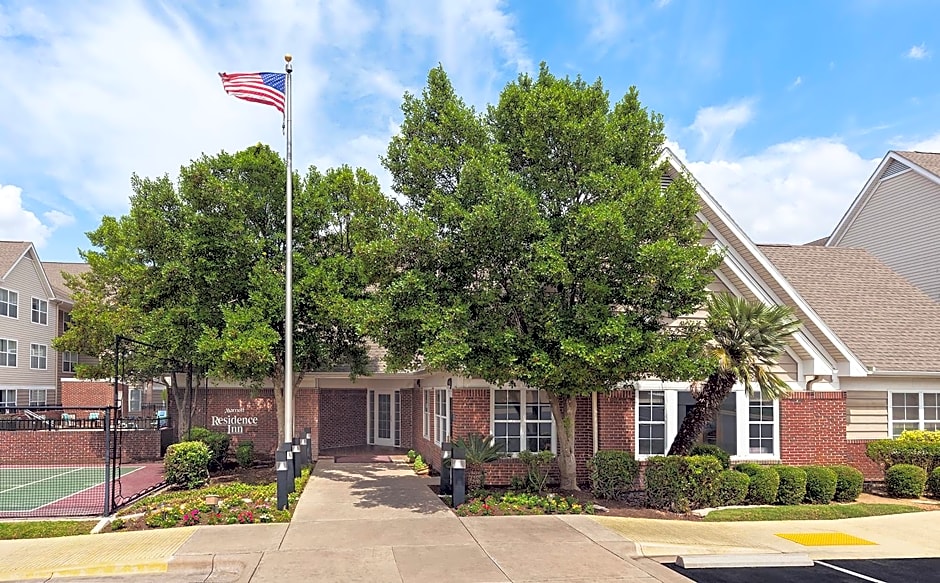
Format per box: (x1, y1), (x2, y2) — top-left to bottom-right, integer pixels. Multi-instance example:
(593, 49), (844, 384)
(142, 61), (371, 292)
(292, 442), (302, 478)
(275, 446), (290, 510)
(284, 442), (296, 493)
(451, 446), (467, 508)
(440, 443), (453, 495)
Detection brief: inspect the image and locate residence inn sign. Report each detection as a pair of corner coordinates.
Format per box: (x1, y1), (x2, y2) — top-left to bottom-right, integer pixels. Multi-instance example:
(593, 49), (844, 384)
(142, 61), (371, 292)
(211, 407), (260, 435)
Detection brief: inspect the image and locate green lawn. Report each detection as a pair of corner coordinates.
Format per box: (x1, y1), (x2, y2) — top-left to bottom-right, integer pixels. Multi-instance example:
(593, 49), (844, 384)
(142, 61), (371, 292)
(703, 503), (924, 522)
(0, 520), (97, 539)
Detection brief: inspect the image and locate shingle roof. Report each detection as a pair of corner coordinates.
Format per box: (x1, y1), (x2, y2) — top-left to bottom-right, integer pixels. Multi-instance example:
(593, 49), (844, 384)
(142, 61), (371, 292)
(0, 241), (31, 280)
(895, 151), (940, 177)
(759, 244), (940, 373)
(42, 262), (90, 300)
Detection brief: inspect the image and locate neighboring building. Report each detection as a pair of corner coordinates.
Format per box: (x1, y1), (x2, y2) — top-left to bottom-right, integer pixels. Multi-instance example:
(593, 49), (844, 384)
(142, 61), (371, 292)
(828, 150), (940, 302)
(190, 150), (920, 482)
(0, 240), (91, 411)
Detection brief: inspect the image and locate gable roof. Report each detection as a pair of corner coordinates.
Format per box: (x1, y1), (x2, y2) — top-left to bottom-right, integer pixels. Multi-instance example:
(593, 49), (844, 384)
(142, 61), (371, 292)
(829, 150), (940, 246)
(759, 244), (940, 374)
(0, 241), (31, 281)
(42, 262), (90, 301)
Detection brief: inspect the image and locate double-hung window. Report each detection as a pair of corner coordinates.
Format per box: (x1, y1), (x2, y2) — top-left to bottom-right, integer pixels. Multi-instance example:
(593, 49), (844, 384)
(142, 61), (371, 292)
(492, 388), (554, 454)
(31, 298), (48, 325)
(0, 339), (16, 367)
(748, 391), (775, 454)
(890, 392), (940, 437)
(0, 288), (17, 318)
(434, 387), (450, 445)
(129, 388), (142, 413)
(0, 389), (15, 413)
(63, 351), (78, 373)
(30, 344), (47, 370)
(637, 390), (666, 455)
(29, 389), (47, 407)
(423, 388), (431, 439)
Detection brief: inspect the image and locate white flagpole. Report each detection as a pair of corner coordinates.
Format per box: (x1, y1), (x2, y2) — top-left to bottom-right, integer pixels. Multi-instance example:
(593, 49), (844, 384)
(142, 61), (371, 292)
(284, 54), (294, 445)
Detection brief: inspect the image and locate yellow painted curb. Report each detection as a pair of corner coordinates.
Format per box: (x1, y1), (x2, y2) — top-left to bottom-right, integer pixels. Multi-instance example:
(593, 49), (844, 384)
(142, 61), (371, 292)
(776, 532), (877, 546)
(11, 561), (168, 581)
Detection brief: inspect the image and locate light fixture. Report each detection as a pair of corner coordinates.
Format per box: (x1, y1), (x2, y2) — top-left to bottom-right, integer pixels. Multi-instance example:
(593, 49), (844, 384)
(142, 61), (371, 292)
(452, 459), (466, 470)
(276, 461), (288, 472)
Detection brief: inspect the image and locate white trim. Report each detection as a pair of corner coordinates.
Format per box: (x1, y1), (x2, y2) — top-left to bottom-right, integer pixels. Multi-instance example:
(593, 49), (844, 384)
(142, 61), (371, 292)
(1, 244), (56, 299)
(489, 387), (556, 455)
(433, 386), (451, 446)
(887, 390), (940, 437)
(0, 338), (17, 367)
(0, 287), (19, 320)
(369, 389), (397, 447)
(30, 297), (48, 326)
(422, 387), (431, 439)
(29, 343), (48, 370)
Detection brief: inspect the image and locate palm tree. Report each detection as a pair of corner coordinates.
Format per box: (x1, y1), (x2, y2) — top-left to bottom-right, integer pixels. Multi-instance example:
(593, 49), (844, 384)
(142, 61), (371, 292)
(668, 294), (800, 456)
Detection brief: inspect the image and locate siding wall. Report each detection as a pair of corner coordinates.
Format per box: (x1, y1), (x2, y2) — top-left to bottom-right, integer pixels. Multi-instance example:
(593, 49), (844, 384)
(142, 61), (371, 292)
(837, 170), (940, 301)
(840, 376), (940, 440)
(0, 254), (58, 404)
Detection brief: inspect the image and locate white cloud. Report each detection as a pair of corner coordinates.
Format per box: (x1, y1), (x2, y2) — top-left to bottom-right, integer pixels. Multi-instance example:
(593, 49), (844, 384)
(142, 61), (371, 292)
(654, 0), (672, 7)
(585, 0), (627, 47)
(0, 184), (74, 247)
(906, 43), (929, 59)
(668, 138), (880, 244)
(790, 76), (803, 89)
(688, 99), (756, 160)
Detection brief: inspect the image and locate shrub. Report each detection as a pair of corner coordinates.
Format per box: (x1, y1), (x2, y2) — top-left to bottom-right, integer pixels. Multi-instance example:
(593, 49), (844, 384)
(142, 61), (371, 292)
(182, 427), (231, 470)
(715, 470), (750, 506)
(927, 467), (940, 498)
(772, 466), (807, 505)
(452, 433), (504, 490)
(802, 466), (837, 504)
(235, 441), (254, 468)
(885, 464), (927, 498)
(406, 449), (417, 463)
(896, 430), (940, 444)
(689, 444), (731, 470)
(735, 463), (779, 505)
(866, 439), (940, 474)
(644, 455), (722, 512)
(830, 465), (864, 502)
(413, 454), (428, 472)
(164, 441), (210, 489)
(518, 450), (556, 494)
(588, 450), (639, 500)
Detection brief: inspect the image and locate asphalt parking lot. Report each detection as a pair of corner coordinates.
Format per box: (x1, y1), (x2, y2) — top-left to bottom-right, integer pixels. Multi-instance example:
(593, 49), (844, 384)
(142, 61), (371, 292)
(669, 557), (940, 582)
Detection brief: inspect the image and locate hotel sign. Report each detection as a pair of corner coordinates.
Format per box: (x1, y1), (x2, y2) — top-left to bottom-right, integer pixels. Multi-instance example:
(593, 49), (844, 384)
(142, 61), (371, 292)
(211, 407), (259, 435)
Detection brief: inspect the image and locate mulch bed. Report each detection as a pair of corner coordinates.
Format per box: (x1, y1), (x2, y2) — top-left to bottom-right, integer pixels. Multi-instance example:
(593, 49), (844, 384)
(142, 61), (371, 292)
(209, 462), (276, 485)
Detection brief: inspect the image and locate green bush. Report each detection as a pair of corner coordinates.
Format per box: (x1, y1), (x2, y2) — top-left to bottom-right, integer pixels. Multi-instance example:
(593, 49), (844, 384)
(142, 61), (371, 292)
(689, 444), (731, 470)
(164, 441), (210, 489)
(644, 455), (722, 512)
(235, 441), (254, 468)
(802, 466), (837, 504)
(896, 430), (940, 444)
(182, 427), (230, 470)
(588, 450), (639, 500)
(885, 464), (927, 498)
(735, 463), (779, 505)
(927, 467), (940, 498)
(715, 470), (750, 506)
(519, 450), (556, 494)
(772, 466), (807, 505)
(830, 465), (864, 502)
(866, 440), (940, 474)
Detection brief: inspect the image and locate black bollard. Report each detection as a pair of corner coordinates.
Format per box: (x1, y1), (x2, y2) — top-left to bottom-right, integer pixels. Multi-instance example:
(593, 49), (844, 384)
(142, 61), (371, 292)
(304, 427), (313, 462)
(284, 442), (296, 493)
(275, 445), (290, 510)
(291, 441), (302, 478)
(440, 442), (453, 495)
(451, 445), (466, 507)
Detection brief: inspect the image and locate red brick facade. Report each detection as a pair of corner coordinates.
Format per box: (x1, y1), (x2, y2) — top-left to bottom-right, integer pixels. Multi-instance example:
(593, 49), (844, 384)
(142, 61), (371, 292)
(779, 391), (847, 465)
(319, 390), (367, 450)
(0, 428), (163, 465)
(61, 380), (128, 416)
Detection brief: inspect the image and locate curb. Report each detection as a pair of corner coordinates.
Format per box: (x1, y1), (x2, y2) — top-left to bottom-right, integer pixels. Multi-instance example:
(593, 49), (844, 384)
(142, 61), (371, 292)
(5, 560), (169, 582)
(676, 552), (813, 569)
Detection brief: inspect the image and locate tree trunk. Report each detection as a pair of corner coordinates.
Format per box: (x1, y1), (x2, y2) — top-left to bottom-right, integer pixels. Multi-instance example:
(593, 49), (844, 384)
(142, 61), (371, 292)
(171, 371), (193, 439)
(549, 393), (580, 491)
(273, 363), (286, 446)
(667, 371), (736, 456)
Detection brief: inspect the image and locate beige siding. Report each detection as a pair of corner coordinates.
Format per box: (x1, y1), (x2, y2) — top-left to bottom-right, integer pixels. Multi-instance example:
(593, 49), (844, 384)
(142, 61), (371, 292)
(0, 254), (57, 388)
(770, 351), (798, 384)
(845, 390), (889, 440)
(838, 170), (940, 301)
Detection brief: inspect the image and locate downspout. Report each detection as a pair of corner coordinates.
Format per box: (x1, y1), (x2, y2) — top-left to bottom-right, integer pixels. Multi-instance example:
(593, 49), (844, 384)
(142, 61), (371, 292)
(592, 391), (599, 454)
(805, 375), (822, 391)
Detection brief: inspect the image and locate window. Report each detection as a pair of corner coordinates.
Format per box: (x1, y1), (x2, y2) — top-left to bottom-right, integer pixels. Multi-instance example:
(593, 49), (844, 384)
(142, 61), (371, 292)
(31, 298), (48, 325)
(29, 389), (47, 407)
(30, 344), (47, 369)
(434, 387), (450, 445)
(61, 311), (72, 331)
(890, 392), (940, 437)
(129, 388), (142, 413)
(394, 390), (401, 447)
(0, 288), (17, 318)
(0, 389), (14, 413)
(492, 388), (554, 454)
(0, 339), (16, 367)
(423, 388), (431, 439)
(63, 351), (78, 373)
(636, 385), (779, 460)
(638, 390), (666, 455)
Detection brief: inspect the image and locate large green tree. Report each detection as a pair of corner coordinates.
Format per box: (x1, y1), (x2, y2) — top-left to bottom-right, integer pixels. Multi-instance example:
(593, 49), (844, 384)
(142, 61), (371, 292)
(366, 64), (720, 489)
(56, 145), (393, 443)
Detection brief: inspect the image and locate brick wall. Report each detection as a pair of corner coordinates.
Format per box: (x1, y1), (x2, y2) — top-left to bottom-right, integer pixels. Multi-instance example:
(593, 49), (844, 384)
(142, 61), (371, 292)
(847, 439), (884, 481)
(188, 387), (281, 454)
(61, 381), (127, 415)
(779, 391), (847, 465)
(400, 389), (414, 449)
(318, 389), (367, 450)
(0, 428), (163, 464)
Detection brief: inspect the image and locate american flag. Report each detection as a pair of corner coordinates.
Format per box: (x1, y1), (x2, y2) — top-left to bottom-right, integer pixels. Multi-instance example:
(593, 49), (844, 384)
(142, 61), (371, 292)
(219, 72), (286, 114)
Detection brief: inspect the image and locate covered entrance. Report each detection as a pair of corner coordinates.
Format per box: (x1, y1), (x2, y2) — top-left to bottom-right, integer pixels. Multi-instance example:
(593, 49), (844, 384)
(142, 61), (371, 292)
(367, 389), (401, 448)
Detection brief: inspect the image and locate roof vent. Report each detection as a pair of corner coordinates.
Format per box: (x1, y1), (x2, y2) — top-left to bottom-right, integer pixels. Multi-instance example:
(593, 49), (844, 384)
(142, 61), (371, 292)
(880, 158), (910, 180)
(660, 173), (674, 191)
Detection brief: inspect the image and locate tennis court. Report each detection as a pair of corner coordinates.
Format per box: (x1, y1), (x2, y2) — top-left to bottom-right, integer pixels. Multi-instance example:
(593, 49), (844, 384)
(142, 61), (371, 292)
(0, 466), (143, 516)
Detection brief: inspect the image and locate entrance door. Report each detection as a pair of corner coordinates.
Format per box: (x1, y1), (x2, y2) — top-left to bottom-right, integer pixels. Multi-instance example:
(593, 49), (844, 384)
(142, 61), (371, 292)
(368, 389), (400, 447)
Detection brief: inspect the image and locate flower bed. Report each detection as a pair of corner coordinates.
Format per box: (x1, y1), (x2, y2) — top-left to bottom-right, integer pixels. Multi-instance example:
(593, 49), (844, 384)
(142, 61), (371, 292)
(455, 491), (594, 517)
(108, 467), (311, 532)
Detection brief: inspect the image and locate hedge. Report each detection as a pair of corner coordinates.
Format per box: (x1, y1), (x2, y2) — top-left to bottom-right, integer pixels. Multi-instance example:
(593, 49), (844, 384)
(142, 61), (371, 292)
(885, 464), (927, 498)
(802, 466), (837, 504)
(830, 465), (864, 502)
(715, 470), (750, 506)
(164, 441), (210, 489)
(689, 444), (731, 470)
(772, 466), (807, 506)
(588, 450), (639, 500)
(927, 467), (940, 498)
(644, 455), (723, 512)
(866, 440), (940, 474)
(896, 430), (940, 444)
(183, 427), (231, 470)
(734, 463), (779, 505)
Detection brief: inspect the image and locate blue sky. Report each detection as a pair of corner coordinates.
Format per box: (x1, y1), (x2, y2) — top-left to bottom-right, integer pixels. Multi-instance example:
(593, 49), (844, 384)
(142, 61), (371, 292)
(2, 0), (939, 261)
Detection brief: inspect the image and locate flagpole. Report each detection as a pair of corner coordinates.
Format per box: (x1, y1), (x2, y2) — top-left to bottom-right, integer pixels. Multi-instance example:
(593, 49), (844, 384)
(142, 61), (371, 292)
(284, 54), (294, 445)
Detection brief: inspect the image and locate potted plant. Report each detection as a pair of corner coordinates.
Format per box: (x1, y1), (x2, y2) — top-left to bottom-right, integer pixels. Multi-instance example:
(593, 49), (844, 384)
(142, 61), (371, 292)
(413, 455), (429, 475)
(406, 449), (417, 464)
